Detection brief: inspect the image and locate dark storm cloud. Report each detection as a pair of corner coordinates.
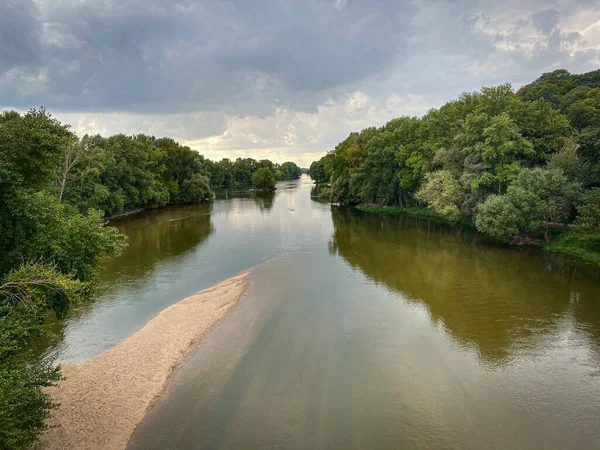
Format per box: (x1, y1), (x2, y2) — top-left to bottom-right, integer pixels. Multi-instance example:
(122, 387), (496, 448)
(0, 0), (598, 132)
(0, 0), (42, 74)
(0, 0), (418, 114)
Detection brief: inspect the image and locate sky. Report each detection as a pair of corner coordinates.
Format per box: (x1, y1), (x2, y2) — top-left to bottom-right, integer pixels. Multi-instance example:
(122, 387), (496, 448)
(1, 0), (599, 167)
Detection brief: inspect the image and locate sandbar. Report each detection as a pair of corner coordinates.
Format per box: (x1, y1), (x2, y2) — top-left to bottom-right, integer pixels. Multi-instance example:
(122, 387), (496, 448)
(35, 271), (249, 450)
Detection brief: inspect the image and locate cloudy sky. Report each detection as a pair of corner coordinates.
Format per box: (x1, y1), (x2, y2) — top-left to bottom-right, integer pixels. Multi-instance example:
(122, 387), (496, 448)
(1, 0), (599, 166)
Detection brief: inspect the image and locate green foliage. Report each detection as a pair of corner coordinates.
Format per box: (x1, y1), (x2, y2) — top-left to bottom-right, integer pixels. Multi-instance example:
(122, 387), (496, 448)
(251, 167), (276, 190)
(310, 68), (600, 263)
(60, 134), (215, 215)
(574, 188), (600, 232)
(416, 171), (463, 222)
(309, 158), (330, 184)
(475, 168), (579, 242)
(0, 109), (127, 449)
(0, 108), (74, 191)
(544, 231), (600, 266)
(206, 158), (300, 188)
(0, 190), (125, 281)
(180, 174), (213, 203)
(0, 263), (89, 450)
(278, 161), (302, 180)
(547, 138), (582, 181)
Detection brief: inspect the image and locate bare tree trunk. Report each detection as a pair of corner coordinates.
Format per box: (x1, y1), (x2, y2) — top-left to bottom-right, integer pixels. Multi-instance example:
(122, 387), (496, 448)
(57, 141), (84, 202)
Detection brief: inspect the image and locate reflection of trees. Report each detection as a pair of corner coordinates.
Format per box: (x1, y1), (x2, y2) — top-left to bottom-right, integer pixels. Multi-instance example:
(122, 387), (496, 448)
(310, 186), (330, 203)
(36, 203), (213, 354)
(250, 190), (275, 212)
(330, 207), (600, 365)
(214, 186), (275, 212)
(101, 203), (214, 282)
(37, 204), (215, 359)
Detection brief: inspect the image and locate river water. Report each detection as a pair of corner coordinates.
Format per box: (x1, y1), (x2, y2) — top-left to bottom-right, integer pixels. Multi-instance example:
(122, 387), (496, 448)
(45, 175), (600, 449)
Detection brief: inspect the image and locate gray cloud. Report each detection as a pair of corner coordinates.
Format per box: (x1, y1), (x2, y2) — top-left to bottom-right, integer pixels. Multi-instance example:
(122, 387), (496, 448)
(0, 0), (599, 164)
(532, 9), (560, 34)
(1, 0), (419, 115)
(0, 0), (42, 74)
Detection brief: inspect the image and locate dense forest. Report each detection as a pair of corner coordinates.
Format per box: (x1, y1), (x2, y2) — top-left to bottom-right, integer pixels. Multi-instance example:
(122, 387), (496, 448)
(56, 133), (300, 217)
(0, 108), (300, 449)
(310, 69), (600, 263)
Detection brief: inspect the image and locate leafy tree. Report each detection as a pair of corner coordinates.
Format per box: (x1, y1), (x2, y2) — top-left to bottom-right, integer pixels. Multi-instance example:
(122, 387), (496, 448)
(547, 138), (582, 181)
(0, 108), (74, 192)
(180, 174), (213, 203)
(278, 161), (302, 180)
(251, 167), (276, 190)
(0, 263), (89, 450)
(0, 109), (127, 449)
(574, 188), (600, 232)
(476, 168), (579, 242)
(416, 171), (463, 222)
(309, 158), (330, 184)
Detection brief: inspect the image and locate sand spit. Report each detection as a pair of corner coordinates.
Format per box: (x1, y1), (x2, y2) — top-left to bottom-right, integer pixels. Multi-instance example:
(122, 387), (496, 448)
(35, 271), (249, 450)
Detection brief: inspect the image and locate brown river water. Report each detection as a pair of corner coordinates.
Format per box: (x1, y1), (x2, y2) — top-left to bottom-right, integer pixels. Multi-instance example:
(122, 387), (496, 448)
(43, 175), (600, 449)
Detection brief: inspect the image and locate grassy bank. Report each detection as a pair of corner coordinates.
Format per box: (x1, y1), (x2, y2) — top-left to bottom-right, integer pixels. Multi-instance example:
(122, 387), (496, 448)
(543, 231), (600, 266)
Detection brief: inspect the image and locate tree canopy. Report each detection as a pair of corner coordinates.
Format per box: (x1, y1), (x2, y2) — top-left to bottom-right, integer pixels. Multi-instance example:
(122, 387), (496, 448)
(251, 167), (276, 190)
(0, 107), (299, 448)
(310, 69), (600, 248)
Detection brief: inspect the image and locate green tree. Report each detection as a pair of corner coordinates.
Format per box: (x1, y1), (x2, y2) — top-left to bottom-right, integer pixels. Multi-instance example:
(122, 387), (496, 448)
(0, 109), (127, 449)
(547, 138), (582, 181)
(476, 168), (579, 242)
(180, 174), (213, 203)
(251, 167), (276, 190)
(574, 188), (600, 232)
(416, 171), (463, 222)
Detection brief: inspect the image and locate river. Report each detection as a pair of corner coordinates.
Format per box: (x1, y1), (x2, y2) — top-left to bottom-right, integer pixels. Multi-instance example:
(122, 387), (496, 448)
(44, 175), (600, 449)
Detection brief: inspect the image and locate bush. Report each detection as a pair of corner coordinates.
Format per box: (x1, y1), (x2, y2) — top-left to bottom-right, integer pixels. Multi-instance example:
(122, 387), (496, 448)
(475, 168), (579, 242)
(0, 264), (86, 450)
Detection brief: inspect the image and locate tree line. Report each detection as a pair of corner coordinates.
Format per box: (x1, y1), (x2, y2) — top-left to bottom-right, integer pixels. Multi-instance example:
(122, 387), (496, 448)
(310, 69), (600, 259)
(56, 132), (301, 217)
(0, 108), (300, 449)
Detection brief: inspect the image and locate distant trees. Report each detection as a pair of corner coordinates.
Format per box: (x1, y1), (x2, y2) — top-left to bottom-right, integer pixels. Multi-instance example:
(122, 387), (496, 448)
(309, 157), (330, 184)
(251, 167), (276, 190)
(207, 158), (301, 188)
(310, 69), (600, 248)
(59, 133), (213, 216)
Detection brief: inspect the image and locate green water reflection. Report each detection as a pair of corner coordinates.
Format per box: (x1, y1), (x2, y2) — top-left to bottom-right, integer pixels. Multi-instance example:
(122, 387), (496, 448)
(329, 207), (600, 365)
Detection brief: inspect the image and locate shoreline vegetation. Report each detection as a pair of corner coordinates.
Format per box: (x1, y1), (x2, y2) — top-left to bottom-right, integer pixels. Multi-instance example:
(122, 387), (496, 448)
(354, 203), (600, 266)
(0, 107), (302, 449)
(35, 271), (249, 450)
(310, 68), (600, 267)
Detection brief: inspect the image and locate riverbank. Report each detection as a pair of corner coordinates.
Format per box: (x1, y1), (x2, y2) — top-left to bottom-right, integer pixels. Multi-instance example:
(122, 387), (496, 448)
(355, 205), (443, 221)
(35, 271), (249, 450)
(544, 231), (600, 266)
(356, 204), (600, 266)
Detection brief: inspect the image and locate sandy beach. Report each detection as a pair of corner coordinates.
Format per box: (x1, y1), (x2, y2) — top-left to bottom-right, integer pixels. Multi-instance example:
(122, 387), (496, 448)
(35, 271), (249, 450)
